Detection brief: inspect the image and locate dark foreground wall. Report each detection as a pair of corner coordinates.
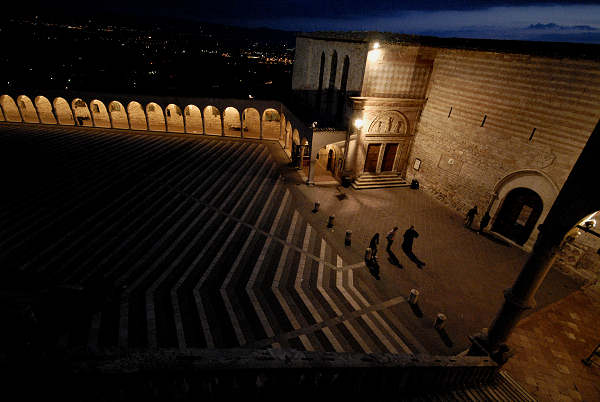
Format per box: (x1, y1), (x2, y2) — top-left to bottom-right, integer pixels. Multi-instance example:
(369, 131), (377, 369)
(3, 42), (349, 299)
(6, 348), (498, 401)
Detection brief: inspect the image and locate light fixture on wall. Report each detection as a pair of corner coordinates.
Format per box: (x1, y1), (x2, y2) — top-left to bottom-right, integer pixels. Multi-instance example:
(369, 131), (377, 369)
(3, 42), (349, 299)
(372, 42), (380, 49)
(354, 119), (363, 129)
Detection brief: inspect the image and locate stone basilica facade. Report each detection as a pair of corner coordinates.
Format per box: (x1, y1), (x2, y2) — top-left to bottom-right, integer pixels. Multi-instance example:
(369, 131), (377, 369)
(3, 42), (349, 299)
(292, 32), (600, 257)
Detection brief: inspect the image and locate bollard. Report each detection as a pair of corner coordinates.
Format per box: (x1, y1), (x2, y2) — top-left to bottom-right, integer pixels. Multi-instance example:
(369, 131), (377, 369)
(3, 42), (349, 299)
(434, 313), (447, 330)
(345, 230), (352, 246)
(408, 289), (419, 305)
(312, 201), (320, 213)
(327, 215), (335, 228)
(365, 248), (372, 262)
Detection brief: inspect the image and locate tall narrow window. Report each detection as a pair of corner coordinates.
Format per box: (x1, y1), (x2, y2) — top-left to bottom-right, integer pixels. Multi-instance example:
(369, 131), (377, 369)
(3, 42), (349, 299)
(317, 51), (325, 92)
(328, 51), (338, 90)
(340, 56), (350, 95)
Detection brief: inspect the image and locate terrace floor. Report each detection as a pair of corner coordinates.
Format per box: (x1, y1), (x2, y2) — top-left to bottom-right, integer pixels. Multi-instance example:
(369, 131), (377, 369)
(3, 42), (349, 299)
(1, 123), (597, 401)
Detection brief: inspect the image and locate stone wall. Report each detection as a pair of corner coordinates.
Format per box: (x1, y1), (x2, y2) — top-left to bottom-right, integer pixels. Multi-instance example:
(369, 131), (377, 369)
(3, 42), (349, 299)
(361, 45), (435, 99)
(292, 37), (368, 92)
(409, 48), (600, 248)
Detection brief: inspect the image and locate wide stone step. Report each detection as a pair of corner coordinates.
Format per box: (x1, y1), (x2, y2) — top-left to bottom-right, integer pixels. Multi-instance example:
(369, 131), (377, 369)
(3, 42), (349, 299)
(352, 173), (409, 189)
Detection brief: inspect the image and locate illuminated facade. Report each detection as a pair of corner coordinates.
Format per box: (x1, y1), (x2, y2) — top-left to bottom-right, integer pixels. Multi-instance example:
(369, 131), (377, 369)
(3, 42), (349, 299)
(292, 32), (600, 256)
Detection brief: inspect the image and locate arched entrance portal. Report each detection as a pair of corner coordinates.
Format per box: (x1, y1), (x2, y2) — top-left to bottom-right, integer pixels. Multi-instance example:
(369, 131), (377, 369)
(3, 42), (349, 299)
(492, 187), (543, 246)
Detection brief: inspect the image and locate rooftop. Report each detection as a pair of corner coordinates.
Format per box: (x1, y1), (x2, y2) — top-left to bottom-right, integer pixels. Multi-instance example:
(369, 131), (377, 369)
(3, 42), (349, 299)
(298, 31), (600, 61)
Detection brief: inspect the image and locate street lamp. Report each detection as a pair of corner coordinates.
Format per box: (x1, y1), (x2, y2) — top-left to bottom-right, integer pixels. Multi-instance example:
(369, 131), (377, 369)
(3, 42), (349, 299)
(341, 117), (364, 184)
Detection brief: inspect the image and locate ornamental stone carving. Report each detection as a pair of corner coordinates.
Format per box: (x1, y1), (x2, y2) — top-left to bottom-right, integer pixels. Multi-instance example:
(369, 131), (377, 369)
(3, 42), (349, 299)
(367, 111), (408, 135)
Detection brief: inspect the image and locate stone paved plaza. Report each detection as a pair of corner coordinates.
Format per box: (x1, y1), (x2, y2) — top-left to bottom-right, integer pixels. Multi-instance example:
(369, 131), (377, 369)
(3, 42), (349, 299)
(0, 124), (590, 367)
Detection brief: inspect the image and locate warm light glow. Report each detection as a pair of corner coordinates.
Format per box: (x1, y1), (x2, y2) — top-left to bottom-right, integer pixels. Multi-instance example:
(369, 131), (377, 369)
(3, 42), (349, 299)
(354, 119), (363, 129)
(373, 42), (380, 49)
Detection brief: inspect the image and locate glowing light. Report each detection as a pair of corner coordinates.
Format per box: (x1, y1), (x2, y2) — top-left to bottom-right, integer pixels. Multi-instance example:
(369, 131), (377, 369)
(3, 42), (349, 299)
(354, 119), (364, 129)
(373, 42), (380, 49)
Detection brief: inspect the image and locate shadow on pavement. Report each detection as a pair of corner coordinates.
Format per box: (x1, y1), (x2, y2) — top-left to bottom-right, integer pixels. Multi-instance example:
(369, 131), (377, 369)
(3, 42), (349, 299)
(480, 232), (511, 247)
(409, 303), (424, 318)
(366, 260), (381, 280)
(387, 250), (403, 269)
(437, 328), (454, 348)
(402, 245), (426, 269)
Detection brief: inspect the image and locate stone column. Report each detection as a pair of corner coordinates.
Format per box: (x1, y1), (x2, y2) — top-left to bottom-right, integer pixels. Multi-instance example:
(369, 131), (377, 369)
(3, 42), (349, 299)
(307, 158), (316, 184)
(469, 229), (564, 364)
(298, 145), (306, 169)
(342, 127), (351, 174)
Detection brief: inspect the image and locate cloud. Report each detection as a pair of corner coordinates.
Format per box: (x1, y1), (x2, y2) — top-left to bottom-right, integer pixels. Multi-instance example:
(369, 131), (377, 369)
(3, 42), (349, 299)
(526, 22), (598, 30)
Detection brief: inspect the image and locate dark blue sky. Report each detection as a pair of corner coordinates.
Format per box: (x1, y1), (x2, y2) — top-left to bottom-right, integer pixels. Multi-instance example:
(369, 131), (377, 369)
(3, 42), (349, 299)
(27, 1), (600, 42)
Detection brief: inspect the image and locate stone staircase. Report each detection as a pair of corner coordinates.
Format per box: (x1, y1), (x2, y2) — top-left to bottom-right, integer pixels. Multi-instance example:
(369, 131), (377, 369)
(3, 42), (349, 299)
(351, 172), (410, 190)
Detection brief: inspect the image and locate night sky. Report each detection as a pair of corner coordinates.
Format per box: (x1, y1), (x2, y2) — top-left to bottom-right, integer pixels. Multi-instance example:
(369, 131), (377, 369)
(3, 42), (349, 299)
(15, 1), (600, 42)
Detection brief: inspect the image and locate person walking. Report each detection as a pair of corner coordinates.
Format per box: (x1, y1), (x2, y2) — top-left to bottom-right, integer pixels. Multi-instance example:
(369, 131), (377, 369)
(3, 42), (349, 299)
(386, 227), (398, 251)
(465, 206), (478, 228)
(369, 233), (380, 261)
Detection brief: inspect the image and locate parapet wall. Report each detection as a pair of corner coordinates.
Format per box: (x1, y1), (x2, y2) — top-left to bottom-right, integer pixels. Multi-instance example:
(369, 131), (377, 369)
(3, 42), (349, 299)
(68, 348), (498, 398)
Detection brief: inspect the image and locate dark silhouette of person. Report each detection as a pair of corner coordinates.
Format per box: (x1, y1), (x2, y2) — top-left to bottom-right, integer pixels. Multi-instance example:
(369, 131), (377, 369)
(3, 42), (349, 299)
(478, 211), (491, 234)
(402, 226), (425, 268)
(386, 227), (398, 251)
(465, 206), (478, 228)
(369, 233), (379, 261)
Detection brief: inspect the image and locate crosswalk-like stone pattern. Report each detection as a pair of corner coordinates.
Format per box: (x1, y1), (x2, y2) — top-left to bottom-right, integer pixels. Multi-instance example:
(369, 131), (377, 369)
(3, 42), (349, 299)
(0, 124), (419, 356)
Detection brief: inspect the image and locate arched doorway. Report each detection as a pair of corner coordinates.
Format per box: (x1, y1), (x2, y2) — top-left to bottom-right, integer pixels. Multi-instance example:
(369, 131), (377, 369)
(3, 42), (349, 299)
(203, 106), (222, 136)
(53, 97), (75, 125)
(35, 96), (57, 124)
(262, 108), (280, 140)
(17, 95), (39, 123)
(146, 102), (166, 131)
(492, 187), (543, 246)
(165, 104), (184, 133)
(0, 95), (22, 122)
(109, 101), (129, 129)
(127, 101), (147, 130)
(71, 98), (93, 127)
(184, 105), (203, 134)
(90, 100), (111, 128)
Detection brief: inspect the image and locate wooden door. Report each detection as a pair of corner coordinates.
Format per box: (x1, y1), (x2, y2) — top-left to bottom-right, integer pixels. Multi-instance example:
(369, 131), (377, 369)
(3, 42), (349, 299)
(327, 149), (334, 171)
(491, 188), (543, 245)
(364, 144), (381, 173)
(381, 143), (398, 172)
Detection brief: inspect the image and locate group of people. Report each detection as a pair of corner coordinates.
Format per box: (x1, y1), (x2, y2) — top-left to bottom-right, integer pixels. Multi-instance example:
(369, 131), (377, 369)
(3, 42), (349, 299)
(367, 225), (425, 270)
(464, 206), (491, 234)
(364, 206), (491, 277)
